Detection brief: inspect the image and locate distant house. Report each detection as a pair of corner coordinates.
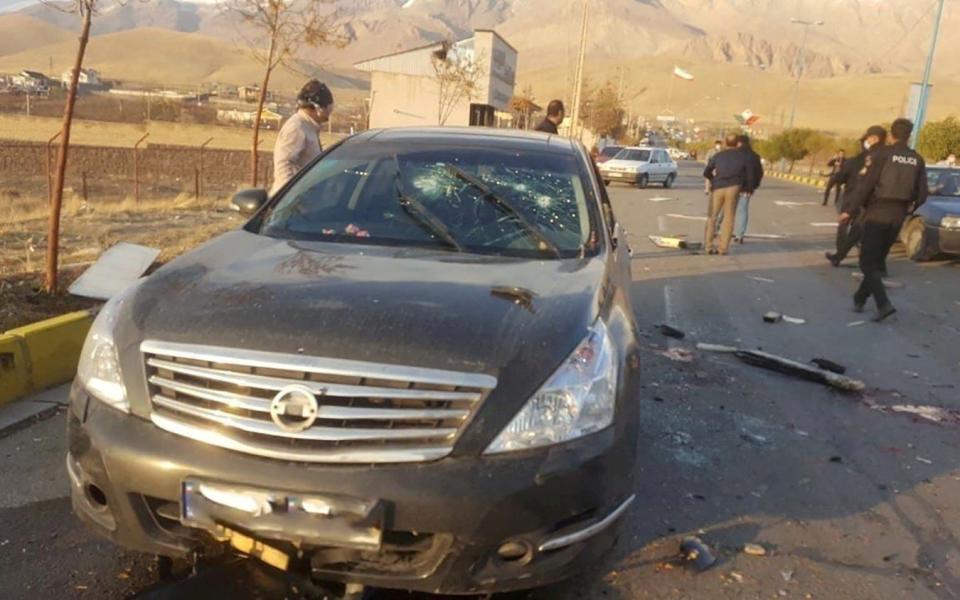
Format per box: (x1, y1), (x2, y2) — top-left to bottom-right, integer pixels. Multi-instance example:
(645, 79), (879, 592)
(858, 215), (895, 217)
(238, 84), (265, 103)
(10, 70), (50, 94)
(61, 68), (101, 88)
(217, 107), (283, 130)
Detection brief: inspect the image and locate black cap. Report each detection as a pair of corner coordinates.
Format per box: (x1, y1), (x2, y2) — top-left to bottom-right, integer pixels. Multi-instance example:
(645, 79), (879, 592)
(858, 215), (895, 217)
(297, 80), (334, 109)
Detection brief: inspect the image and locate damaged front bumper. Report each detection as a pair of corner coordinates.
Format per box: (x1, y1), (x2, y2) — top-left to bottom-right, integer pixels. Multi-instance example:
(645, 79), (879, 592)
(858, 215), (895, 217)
(67, 382), (638, 594)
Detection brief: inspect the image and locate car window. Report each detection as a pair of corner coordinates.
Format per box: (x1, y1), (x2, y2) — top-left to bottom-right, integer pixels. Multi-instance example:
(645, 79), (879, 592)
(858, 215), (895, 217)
(600, 146), (622, 158)
(928, 168), (960, 197)
(615, 149), (651, 162)
(260, 142), (600, 259)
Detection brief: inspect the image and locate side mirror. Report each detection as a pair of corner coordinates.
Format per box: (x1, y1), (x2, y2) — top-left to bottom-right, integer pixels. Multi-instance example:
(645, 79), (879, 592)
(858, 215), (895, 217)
(230, 188), (268, 216)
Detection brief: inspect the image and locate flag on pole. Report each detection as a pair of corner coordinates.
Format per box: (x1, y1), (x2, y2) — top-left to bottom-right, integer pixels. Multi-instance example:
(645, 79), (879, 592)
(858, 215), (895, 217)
(673, 66), (695, 81)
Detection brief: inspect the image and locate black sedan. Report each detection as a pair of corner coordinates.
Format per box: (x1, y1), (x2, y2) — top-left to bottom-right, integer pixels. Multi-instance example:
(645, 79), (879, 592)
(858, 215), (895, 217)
(67, 127), (642, 595)
(902, 165), (960, 261)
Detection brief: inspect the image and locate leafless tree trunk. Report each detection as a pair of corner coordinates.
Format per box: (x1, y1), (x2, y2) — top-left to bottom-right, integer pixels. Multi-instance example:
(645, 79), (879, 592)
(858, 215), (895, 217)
(45, 3), (92, 293)
(250, 31), (277, 187)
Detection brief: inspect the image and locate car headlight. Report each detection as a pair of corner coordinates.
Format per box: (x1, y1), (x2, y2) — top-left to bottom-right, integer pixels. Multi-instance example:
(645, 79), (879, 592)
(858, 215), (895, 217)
(76, 286), (136, 413)
(485, 320), (618, 454)
(941, 215), (960, 229)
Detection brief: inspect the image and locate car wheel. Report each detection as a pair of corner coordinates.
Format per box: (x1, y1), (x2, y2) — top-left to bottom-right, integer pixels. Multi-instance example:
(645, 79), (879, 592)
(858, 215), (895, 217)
(903, 218), (935, 262)
(663, 173), (676, 189)
(636, 174), (649, 189)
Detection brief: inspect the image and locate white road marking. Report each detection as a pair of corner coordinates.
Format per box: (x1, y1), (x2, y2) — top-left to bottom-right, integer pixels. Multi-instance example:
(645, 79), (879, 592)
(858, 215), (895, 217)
(810, 222), (839, 228)
(746, 276), (775, 283)
(667, 213), (708, 221)
(775, 200), (818, 207)
(745, 233), (787, 239)
(658, 215), (668, 232)
(649, 196), (676, 203)
(663, 284), (680, 348)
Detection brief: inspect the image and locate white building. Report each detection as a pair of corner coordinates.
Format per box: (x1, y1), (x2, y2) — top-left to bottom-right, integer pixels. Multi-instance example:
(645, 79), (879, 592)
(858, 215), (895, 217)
(61, 68), (100, 87)
(355, 30), (517, 129)
(10, 70), (49, 94)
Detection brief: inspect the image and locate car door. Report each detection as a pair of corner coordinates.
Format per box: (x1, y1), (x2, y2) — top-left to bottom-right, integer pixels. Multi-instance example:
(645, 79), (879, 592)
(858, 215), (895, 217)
(661, 150), (676, 178)
(647, 151), (662, 182)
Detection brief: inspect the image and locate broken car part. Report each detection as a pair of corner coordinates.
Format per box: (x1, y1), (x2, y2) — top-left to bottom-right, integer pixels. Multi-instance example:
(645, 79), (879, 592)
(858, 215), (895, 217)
(679, 537), (717, 571)
(734, 350), (865, 393)
(658, 324), (686, 339)
(68, 242), (160, 300)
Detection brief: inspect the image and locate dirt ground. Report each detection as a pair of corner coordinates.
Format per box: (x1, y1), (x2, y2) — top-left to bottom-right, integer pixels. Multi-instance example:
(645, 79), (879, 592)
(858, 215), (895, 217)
(0, 194), (242, 330)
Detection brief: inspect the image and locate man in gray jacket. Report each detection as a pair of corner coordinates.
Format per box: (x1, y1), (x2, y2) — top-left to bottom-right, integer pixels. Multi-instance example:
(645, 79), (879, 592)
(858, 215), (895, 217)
(270, 80), (334, 195)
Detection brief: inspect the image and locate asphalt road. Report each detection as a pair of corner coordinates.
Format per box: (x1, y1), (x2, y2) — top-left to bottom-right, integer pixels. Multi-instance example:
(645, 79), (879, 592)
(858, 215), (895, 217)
(1, 163), (959, 599)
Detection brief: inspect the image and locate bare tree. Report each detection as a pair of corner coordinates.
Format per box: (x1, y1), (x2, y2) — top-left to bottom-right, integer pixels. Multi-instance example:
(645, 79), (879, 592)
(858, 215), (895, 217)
(221, 0), (346, 186)
(431, 41), (482, 126)
(43, 0), (97, 293)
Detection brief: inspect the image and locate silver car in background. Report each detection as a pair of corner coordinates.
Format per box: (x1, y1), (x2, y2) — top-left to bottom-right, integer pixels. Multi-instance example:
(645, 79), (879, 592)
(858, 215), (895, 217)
(599, 146), (678, 189)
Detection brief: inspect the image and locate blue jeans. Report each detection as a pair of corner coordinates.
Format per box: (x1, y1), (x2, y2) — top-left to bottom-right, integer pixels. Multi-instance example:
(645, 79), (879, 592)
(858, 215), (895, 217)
(734, 193), (751, 239)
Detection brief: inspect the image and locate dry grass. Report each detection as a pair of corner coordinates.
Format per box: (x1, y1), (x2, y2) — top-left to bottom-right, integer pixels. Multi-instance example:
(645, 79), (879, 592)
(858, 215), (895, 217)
(0, 114), (345, 151)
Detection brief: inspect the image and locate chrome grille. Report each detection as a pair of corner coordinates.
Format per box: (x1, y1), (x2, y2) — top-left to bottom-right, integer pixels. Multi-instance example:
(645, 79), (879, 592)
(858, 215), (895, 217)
(141, 340), (497, 464)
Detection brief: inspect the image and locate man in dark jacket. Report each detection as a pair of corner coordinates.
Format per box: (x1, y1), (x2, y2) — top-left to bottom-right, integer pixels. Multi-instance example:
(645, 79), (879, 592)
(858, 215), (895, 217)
(733, 134), (764, 243)
(826, 126), (886, 267)
(822, 149), (846, 206)
(703, 134), (753, 254)
(841, 119), (927, 322)
(534, 100), (564, 134)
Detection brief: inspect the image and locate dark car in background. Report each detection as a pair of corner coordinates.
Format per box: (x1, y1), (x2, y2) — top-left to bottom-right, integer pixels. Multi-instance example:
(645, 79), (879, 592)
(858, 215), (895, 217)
(901, 165), (960, 261)
(67, 127), (642, 595)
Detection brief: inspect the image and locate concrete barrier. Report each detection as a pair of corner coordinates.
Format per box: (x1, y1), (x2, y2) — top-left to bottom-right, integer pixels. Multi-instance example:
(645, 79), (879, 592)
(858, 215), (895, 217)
(0, 311), (93, 406)
(769, 171), (827, 189)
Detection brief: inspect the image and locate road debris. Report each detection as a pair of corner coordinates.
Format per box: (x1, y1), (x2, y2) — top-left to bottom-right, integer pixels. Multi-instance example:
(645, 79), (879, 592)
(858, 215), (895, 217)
(745, 233), (787, 239)
(648, 235), (702, 251)
(764, 311), (783, 323)
(888, 404), (960, 424)
(811, 358), (847, 374)
(696, 342), (738, 353)
(903, 370), (920, 379)
(747, 275), (776, 283)
(680, 537), (717, 571)
(734, 349), (866, 392)
(775, 200), (818, 207)
(729, 571), (745, 583)
(649, 196), (677, 203)
(659, 324), (686, 339)
(810, 222), (839, 228)
(658, 348), (695, 362)
(68, 242), (161, 300)
(740, 430), (769, 446)
(829, 456), (844, 463)
(916, 457), (933, 465)
(782, 315), (807, 325)
(782, 570), (794, 582)
(743, 543), (767, 556)
(847, 320), (867, 327)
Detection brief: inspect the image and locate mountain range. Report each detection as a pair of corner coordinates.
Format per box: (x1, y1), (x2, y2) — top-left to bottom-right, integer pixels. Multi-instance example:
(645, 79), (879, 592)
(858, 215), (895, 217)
(0, 0), (958, 133)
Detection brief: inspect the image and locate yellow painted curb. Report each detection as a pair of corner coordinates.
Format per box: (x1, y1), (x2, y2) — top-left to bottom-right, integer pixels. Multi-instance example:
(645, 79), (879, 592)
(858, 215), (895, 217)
(0, 310), (93, 407)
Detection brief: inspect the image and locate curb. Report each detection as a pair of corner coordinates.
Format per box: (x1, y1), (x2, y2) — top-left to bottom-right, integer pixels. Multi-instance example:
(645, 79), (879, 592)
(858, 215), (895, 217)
(0, 310), (93, 407)
(769, 171), (827, 189)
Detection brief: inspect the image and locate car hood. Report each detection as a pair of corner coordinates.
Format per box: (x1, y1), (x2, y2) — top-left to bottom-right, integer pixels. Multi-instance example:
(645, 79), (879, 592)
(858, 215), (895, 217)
(123, 231), (606, 380)
(922, 197), (960, 217)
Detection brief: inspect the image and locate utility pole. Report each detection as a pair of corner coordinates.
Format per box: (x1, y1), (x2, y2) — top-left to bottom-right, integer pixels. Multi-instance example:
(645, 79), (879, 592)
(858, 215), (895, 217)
(911, 0), (945, 148)
(569, 0), (589, 140)
(787, 18), (824, 129)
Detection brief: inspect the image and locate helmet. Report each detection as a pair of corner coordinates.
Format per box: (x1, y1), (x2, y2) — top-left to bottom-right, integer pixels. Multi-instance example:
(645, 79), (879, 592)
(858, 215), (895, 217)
(297, 80), (333, 110)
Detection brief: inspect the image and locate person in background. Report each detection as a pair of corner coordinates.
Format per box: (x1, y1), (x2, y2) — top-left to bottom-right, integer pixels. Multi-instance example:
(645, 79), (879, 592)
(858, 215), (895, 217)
(535, 100), (565, 134)
(937, 153), (957, 167)
(826, 126), (887, 267)
(270, 80), (334, 196)
(822, 149), (846, 207)
(733, 134), (764, 243)
(703, 134), (752, 255)
(841, 119), (927, 322)
(703, 139), (723, 196)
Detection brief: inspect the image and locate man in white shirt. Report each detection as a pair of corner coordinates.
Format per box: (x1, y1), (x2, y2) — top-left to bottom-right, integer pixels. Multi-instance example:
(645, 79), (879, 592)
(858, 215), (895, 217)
(270, 80), (334, 195)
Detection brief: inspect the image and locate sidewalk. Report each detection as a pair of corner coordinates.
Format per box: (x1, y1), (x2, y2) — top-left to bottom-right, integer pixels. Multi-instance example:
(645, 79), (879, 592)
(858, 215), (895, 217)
(0, 384), (69, 437)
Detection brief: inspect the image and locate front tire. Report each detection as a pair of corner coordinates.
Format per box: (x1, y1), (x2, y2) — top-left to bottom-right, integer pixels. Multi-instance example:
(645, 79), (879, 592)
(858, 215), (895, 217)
(636, 174), (649, 189)
(904, 218), (936, 262)
(663, 173), (676, 189)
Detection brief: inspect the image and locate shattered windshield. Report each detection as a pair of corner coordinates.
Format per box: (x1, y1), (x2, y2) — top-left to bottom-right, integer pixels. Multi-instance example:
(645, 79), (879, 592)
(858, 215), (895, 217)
(261, 142), (598, 258)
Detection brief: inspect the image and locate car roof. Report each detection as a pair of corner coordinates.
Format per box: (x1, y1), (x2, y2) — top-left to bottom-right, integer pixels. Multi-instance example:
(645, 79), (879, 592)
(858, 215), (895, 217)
(620, 146), (662, 152)
(352, 127), (580, 155)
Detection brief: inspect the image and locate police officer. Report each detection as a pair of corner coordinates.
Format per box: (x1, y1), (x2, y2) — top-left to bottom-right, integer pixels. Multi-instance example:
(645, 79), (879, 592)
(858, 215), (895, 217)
(826, 125), (887, 267)
(840, 118), (927, 322)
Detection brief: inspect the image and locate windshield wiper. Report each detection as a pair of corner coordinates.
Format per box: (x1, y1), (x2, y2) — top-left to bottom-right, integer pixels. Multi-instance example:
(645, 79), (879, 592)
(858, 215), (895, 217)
(393, 157), (464, 252)
(443, 164), (562, 258)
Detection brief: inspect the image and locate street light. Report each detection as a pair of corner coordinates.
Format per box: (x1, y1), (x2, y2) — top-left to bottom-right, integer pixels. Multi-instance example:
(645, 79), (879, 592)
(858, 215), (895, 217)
(787, 18), (824, 129)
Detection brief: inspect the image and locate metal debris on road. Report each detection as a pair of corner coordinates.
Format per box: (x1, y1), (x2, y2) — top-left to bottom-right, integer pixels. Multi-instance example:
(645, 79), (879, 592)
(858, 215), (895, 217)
(734, 349), (866, 392)
(782, 315), (807, 325)
(743, 543), (767, 556)
(747, 275), (776, 283)
(680, 537), (717, 571)
(658, 348), (695, 362)
(696, 342), (739, 353)
(916, 457), (934, 465)
(848, 320), (867, 327)
(811, 358), (847, 374)
(659, 324), (686, 339)
(764, 311), (783, 323)
(888, 404), (960, 424)
(648, 235), (703, 251)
